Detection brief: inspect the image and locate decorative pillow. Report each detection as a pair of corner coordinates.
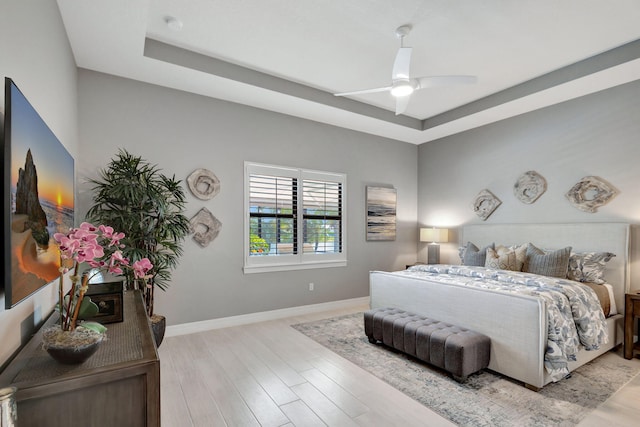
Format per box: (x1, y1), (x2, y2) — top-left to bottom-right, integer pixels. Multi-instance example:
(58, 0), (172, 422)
(524, 243), (572, 278)
(496, 243), (527, 271)
(485, 247), (519, 271)
(567, 252), (615, 284)
(462, 242), (495, 266)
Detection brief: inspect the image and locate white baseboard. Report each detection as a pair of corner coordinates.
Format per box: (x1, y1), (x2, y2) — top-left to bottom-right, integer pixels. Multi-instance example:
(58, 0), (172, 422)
(165, 296), (370, 337)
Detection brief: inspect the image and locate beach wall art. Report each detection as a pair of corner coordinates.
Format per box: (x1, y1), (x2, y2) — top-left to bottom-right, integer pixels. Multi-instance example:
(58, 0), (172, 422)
(366, 186), (396, 241)
(3, 78), (75, 308)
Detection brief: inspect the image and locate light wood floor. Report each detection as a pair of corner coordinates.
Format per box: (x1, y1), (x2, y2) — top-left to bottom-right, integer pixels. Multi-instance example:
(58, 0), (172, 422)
(159, 304), (640, 426)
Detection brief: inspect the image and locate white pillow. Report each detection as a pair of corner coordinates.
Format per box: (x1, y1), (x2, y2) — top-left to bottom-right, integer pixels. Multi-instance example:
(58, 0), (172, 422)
(496, 243), (527, 271)
(566, 251), (615, 284)
(485, 247), (519, 271)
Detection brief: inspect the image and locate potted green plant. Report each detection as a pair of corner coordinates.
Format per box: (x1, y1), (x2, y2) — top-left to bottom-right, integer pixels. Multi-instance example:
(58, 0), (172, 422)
(86, 149), (190, 346)
(45, 222), (153, 364)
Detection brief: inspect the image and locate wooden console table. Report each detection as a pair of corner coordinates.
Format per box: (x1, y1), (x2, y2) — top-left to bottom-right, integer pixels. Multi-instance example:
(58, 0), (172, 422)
(624, 293), (640, 359)
(0, 290), (160, 426)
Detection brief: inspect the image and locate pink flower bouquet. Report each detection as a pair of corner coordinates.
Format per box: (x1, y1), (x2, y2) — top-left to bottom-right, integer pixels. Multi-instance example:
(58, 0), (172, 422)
(54, 222), (153, 332)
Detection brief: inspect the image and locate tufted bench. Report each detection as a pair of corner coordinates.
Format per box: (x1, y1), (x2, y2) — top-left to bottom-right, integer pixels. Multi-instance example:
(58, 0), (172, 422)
(364, 307), (491, 382)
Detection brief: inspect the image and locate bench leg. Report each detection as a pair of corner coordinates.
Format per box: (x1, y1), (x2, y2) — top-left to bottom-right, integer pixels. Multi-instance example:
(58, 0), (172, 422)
(368, 337), (377, 344)
(452, 374), (467, 383)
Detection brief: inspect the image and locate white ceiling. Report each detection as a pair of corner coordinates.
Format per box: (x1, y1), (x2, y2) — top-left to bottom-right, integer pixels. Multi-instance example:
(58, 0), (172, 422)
(57, 0), (640, 144)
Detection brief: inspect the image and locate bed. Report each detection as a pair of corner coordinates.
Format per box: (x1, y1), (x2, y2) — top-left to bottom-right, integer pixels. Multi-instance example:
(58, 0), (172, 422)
(369, 223), (629, 390)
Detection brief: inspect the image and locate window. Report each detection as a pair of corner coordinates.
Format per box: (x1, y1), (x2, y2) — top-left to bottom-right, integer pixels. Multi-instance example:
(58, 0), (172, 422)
(244, 162), (346, 273)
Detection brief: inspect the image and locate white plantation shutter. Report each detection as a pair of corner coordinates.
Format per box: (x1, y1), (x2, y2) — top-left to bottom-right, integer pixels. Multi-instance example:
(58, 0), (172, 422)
(244, 162), (346, 273)
(249, 173), (297, 255)
(302, 179), (342, 254)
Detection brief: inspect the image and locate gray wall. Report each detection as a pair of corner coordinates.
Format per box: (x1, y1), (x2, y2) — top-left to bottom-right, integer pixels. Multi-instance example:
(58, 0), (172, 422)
(0, 1), (78, 366)
(417, 81), (640, 291)
(77, 70), (418, 326)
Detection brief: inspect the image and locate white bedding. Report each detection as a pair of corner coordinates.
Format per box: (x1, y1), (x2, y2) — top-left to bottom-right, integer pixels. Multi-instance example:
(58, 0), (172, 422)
(401, 264), (608, 381)
(462, 223), (629, 310)
(370, 222), (630, 389)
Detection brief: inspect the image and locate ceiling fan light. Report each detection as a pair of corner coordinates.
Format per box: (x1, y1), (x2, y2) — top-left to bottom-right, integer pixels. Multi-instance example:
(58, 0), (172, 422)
(390, 81), (414, 97)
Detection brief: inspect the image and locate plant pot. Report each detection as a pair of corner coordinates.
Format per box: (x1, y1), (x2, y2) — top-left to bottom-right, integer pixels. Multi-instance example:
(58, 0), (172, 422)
(150, 314), (166, 348)
(42, 327), (105, 364)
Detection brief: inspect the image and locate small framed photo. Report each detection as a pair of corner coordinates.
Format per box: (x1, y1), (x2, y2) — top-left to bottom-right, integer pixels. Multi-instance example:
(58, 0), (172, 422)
(85, 280), (124, 324)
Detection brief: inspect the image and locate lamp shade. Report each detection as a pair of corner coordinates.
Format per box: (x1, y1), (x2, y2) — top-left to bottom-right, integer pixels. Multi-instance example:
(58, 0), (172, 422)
(420, 227), (449, 243)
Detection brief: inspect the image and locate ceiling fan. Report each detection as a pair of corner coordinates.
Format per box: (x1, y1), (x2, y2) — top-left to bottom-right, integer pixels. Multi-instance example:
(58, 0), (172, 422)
(334, 25), (477, 116)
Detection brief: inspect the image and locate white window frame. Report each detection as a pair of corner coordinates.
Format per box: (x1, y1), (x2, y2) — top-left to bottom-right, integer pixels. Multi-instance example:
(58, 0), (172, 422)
(244, 162), (347, 274)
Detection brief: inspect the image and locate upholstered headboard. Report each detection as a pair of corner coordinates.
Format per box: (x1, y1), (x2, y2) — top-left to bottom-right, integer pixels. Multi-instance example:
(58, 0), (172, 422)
(462, 223), (630, 312)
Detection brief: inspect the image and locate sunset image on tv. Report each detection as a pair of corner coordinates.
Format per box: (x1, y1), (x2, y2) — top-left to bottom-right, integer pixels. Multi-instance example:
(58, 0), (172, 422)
(6, 79), (74, 307)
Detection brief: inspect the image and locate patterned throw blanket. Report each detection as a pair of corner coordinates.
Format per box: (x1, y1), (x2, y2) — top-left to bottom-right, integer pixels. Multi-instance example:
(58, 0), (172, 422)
(402, 265), (608, 381)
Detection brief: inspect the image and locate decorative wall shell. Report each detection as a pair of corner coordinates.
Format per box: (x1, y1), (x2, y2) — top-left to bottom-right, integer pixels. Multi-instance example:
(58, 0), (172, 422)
(565, 176), (619, 213)
(189, 207), (222, 247)
(187, 168), (220, 200)
(472, 189), (502, 221)
(514, 171), (547, 204)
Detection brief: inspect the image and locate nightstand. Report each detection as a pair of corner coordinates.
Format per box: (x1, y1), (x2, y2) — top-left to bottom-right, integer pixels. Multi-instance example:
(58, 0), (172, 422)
(624, 293), (640, 359)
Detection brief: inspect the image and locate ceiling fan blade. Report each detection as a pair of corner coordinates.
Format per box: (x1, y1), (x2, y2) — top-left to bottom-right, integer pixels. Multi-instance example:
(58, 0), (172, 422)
(334, 86), (392, 97)
(416, 75), (477, 89)
(395, 95), (411, 115)
(392, 47), (412, 80)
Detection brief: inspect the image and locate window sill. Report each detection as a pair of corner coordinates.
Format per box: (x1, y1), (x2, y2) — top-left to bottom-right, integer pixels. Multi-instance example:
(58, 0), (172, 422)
(243, 260), (347, 274)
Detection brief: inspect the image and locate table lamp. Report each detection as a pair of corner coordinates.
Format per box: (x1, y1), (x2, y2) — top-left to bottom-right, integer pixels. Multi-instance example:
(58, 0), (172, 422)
(420, 227), (449, 264)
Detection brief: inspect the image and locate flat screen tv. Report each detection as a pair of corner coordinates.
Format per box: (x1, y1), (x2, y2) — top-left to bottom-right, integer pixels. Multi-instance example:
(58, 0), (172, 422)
(2, 78), (74, 308)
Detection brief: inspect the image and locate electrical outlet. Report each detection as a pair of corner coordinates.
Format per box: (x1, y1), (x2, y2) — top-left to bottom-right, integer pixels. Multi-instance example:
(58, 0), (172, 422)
(309, 282), (314, 291)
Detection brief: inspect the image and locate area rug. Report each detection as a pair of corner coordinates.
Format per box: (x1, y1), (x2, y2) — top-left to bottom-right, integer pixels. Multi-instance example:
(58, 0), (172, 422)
(292, 313), (640, 426)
